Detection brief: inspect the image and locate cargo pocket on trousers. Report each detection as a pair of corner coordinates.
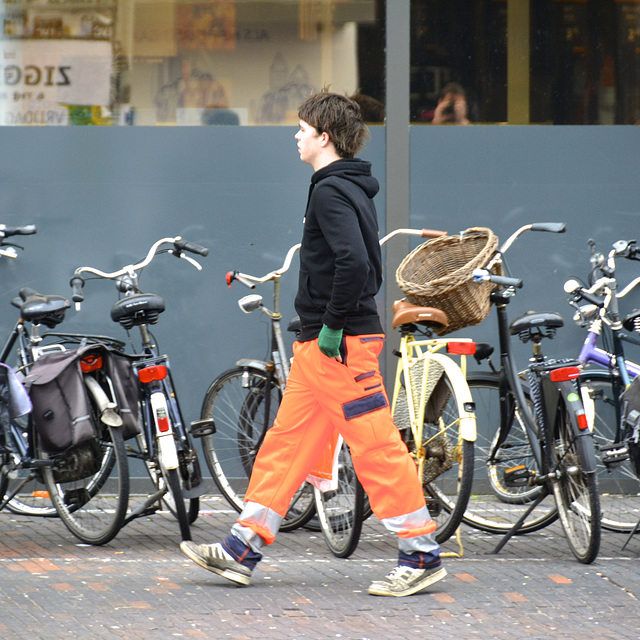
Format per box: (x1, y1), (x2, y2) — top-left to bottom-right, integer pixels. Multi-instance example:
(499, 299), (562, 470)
(342, 391), (389, 421)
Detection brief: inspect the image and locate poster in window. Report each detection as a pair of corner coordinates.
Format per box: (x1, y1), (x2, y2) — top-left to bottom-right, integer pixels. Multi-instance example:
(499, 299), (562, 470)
(177, 2), (236, 51)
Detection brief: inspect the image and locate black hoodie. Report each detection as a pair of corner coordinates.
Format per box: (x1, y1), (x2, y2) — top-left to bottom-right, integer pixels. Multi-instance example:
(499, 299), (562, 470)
(295, 158), (384, 341)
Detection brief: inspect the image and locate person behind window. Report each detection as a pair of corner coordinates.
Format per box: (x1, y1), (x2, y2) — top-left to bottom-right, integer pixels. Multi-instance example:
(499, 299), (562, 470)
(432, 82), (471, 125)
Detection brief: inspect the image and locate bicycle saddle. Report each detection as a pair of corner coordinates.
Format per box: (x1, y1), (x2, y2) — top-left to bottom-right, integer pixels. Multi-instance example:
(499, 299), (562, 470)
(287, 316), (301, 334)
(12, 287), (70, 328)
(510, 311), (564, 342)
(110, 293), (165, 330)
(391, 299), (448, 331)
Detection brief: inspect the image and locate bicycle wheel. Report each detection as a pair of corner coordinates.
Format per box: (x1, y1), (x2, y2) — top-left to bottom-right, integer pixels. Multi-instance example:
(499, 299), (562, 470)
(463, 372), (558, 534)
(313, 440), (365, 558)
(143, 456), (199, 531)
(43, 423), (129, 545)
(163, 466), (191, 540)
(0, 451), (9, 507)
(579, 371), (640, 532)
(200, 366), (316, 530)
(394, 360), (474, 543)
(550, 397), (601, 564)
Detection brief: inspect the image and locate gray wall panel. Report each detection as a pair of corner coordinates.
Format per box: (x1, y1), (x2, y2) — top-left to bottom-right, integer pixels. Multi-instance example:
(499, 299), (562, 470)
(0, 124), (638, 475)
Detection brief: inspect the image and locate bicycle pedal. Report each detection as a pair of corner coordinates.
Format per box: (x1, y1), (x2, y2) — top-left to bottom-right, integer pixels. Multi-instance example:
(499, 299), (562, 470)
(503, 464), (534, 487)
(189, 418), (216, 437)
(600, 442), (629, 468)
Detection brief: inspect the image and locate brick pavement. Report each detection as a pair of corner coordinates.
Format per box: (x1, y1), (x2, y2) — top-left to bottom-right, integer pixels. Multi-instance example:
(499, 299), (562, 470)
(0, 495), (639, 640)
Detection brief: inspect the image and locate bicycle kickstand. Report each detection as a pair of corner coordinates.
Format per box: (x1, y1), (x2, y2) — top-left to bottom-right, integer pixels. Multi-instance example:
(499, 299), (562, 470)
(486, 488), (550, 556)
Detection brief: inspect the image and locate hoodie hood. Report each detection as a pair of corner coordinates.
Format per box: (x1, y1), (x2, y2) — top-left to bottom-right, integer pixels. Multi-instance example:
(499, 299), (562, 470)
(312, 158), (379, 199)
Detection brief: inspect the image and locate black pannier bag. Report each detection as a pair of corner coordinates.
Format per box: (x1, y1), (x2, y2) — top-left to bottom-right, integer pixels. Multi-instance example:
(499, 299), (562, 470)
(24, 345), (100, 453)
(23, 344), (140, 453)
(620, 375), (640, 476)
(103, 350), (140, 440)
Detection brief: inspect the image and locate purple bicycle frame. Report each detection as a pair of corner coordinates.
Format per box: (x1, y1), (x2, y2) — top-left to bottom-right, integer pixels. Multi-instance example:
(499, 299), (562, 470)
(578, 329), (640, 384)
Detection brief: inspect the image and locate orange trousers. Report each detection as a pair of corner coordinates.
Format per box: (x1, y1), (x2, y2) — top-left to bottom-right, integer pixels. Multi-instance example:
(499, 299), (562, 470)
(237, 335), (437, 551)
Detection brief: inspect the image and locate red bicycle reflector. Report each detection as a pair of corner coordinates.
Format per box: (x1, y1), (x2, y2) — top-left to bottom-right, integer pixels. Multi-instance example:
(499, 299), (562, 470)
(225, 271), (234, 288)
(80, 354), (103, 373)
(577, 413), (589, 430)
(138, 365), (167, 383)
(447, 342), (476, 355)
(157, 415), (170, 432)
(549, 366), (580, 382)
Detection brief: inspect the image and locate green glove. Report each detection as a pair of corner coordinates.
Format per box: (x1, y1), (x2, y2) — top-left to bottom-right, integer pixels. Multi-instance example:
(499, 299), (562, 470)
(318, 325), (343, 358)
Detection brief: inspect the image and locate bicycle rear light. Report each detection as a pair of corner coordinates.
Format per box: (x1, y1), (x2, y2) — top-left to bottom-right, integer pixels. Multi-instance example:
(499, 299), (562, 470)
(138, 365), (167, 383)
(447, 342), (476, 355)
(549, 366), (580, 382)
(80, 354), (103, 373)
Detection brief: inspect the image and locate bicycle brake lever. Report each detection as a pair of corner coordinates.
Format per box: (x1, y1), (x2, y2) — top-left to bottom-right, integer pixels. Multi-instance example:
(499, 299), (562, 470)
(171, 251), (203, 271)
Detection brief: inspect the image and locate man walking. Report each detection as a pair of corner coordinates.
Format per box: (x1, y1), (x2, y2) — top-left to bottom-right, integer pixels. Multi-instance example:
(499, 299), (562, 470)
(181, 91), (445, 597)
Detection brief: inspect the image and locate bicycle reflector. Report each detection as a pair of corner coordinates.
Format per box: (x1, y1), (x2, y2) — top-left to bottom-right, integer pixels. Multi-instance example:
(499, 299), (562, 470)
(577, 412), (589, 430)
(549, 366), (581, 382)
(138, 365), (167, 383)
(80, 354), (103, 373)
(447, 342), (476, 355)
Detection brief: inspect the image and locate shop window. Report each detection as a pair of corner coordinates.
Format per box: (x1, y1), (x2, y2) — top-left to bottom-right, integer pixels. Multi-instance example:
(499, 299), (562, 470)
(0, 0), (385, 126)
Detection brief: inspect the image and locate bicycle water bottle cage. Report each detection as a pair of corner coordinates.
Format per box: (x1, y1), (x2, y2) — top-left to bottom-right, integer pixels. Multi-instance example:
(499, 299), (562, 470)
(110, 293), (165, 330)
(509, 311), (564, 344)
(622, 309), (640, 333)
(13, 288), (70, 328)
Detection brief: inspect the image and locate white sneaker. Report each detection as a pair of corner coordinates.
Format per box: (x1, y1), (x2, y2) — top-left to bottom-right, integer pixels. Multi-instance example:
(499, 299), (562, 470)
(368, 565), (447, 597)
(180, 541), (252, 586)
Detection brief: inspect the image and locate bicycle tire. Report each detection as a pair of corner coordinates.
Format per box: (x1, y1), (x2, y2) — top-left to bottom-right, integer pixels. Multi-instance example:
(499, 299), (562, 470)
(163, 465), (191, 540)
(43, 423), (129, 545)
(200, 366), (316, 530)
(144, 459), (199, 529)
(394, 361), (474, 543)
(0, 451), (9, 507)
(579, 370), (640, 532)
(313, 440), (365, 558)
(463, 373), (558, 534)
(550, 396), (601, 564)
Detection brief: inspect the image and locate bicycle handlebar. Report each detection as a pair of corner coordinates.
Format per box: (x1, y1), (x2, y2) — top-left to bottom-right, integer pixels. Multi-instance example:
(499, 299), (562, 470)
(71, 236), (208, 305)
(473, 269), (523, 289)
(0, 224), (37, 238)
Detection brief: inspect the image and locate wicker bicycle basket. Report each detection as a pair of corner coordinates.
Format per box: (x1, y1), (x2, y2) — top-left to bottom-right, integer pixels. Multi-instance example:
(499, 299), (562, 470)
(396, 227), (499, 336)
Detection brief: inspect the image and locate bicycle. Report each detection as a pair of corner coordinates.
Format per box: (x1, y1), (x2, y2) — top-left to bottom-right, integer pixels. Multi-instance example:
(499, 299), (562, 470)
(0, 225), (130, 545)
(70, 236), (210, 541)
(563, 237), (640, 535)
(463, 222), (601, 564)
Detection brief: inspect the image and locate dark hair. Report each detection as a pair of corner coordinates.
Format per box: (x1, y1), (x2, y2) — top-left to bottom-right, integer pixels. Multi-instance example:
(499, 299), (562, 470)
(297, 91), (370, 158)
(439, 82), (466, 101)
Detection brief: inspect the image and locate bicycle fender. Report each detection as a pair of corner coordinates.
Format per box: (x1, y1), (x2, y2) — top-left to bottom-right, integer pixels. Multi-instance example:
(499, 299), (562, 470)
(429, 353), (477, 442)
(559, 380), (598, 474)
(235, 358), (270, 372)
